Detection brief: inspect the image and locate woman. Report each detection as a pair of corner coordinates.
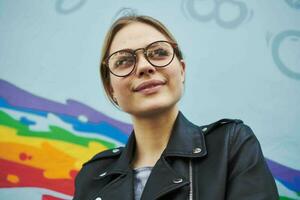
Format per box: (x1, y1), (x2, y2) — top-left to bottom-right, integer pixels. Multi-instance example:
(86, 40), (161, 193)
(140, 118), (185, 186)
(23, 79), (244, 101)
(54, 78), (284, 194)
(73, 15), (279, 200)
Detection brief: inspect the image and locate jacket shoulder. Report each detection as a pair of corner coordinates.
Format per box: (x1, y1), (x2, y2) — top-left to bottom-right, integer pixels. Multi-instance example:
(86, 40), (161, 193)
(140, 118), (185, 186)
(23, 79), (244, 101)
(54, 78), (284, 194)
(203, 118), (257, 149)
(201, 118), (244, 134)
(83, 147), (124, 166)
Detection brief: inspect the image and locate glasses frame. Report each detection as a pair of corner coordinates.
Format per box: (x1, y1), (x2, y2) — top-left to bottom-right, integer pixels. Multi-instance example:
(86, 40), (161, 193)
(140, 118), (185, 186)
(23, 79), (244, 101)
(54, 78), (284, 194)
(103, 40), (178, 77)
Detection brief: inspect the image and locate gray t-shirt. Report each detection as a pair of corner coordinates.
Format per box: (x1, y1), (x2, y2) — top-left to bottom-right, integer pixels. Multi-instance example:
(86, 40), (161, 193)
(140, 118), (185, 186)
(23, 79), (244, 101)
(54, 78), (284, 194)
(133, 167), (153, 200)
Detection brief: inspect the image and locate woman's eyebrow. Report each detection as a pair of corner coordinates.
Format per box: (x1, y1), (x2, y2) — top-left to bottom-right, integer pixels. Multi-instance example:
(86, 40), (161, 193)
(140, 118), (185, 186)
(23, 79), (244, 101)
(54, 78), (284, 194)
(110, 48), (134, 54)
(111, 41), (161, 54)
(121, 48), (134, 51)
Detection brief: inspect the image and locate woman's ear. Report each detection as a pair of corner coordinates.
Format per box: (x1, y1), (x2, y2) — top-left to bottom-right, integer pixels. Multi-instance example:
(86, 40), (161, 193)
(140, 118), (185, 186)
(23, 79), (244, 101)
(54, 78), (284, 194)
(108, 84), (116, 101)
(180, 59), (186, 83)
(108, 83), (113, 94)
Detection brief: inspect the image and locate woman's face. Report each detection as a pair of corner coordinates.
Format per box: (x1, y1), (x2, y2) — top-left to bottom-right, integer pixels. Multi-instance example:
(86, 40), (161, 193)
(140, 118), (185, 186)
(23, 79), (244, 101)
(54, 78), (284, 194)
(108, 22), (185, 117)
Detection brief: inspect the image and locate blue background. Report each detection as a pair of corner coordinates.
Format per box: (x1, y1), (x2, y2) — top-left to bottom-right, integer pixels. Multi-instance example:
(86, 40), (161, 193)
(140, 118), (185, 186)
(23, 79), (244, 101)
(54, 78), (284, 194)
(0, 0), (300, 199)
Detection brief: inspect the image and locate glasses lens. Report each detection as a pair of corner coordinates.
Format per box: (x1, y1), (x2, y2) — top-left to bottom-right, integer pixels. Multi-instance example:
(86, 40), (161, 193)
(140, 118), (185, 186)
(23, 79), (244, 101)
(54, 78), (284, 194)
(146, 41), (174, 67)
(108, 51), (135, 76)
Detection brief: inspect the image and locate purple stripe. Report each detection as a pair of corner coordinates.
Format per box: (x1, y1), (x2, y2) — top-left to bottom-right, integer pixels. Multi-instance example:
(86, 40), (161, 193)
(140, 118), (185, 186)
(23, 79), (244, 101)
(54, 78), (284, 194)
(0, 79), (132, 134)
(266, 158), (300, 191)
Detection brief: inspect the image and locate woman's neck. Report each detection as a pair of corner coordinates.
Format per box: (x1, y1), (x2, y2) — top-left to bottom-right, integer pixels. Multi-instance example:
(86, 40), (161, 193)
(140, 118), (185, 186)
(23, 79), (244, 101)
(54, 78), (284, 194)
(130, 106), (179, 168)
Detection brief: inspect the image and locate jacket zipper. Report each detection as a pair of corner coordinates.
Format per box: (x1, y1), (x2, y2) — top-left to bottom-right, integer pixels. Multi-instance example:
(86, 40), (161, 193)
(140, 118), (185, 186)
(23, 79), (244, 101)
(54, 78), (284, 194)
(189, 159), (193, 200)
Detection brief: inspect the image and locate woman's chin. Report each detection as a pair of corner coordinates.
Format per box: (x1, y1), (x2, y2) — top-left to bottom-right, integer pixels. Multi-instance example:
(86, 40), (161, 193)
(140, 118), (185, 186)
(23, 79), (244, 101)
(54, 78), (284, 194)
(125, 102), (177, 118)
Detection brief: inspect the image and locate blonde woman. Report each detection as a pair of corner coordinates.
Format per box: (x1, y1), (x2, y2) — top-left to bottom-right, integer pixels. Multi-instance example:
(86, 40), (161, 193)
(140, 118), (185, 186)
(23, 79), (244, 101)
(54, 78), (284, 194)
(73, 15), (278, 200)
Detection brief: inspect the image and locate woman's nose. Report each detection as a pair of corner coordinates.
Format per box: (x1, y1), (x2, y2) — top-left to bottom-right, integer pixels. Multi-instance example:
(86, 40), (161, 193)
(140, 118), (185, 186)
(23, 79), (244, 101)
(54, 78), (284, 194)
(134, 50), (156, 77)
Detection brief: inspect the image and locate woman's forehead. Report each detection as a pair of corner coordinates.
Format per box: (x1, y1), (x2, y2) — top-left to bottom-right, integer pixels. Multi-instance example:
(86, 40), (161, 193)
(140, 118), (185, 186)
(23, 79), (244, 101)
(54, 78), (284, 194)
(109, 22), (169, 53)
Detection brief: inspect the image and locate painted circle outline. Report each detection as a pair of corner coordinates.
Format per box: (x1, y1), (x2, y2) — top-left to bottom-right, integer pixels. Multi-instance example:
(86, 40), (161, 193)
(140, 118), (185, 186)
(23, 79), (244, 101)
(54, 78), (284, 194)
(272, 30), (300, 80)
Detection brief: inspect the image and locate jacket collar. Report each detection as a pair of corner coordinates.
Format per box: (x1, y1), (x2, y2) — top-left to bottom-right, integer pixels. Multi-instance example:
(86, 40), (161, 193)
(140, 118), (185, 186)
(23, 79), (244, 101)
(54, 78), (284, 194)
(163, 111), (207, 158)
(106, 111), (207, 176)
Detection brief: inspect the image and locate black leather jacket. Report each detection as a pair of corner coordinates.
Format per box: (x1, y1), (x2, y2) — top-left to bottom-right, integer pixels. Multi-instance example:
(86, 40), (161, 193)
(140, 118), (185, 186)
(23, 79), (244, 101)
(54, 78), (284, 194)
(73, 112), (279, 200)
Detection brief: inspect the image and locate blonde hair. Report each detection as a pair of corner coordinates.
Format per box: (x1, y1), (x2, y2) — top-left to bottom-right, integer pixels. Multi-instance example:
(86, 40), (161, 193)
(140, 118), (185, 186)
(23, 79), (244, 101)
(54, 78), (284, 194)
(100, 15), (183, 106)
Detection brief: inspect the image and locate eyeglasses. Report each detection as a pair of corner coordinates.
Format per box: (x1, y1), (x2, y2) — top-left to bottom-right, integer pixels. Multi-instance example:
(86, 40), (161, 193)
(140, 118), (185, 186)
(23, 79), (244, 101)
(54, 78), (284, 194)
(104, 40), (178, 77)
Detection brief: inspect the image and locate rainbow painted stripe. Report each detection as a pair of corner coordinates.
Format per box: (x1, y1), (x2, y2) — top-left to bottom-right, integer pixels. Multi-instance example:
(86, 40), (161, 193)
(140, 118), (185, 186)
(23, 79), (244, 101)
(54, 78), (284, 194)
(0, 79), (299, 200)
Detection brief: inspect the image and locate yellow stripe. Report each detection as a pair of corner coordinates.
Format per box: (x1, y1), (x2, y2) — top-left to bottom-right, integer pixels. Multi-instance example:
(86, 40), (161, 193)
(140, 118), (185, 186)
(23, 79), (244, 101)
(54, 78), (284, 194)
(0, 125), (107, 178)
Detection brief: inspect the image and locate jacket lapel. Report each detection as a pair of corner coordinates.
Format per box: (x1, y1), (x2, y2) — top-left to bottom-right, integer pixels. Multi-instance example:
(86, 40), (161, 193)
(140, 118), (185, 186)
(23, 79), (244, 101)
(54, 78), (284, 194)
(94, 111), (208, 200)
(98, 171), (134, 200)
(92, 133), (136, 200)
(141, 157), (190, 200)
(141, 111), (208, 199)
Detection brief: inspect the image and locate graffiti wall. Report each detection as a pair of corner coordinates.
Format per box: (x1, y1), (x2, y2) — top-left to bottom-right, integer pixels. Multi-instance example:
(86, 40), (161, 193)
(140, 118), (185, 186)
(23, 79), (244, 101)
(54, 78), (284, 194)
(0, 0), (299, 199)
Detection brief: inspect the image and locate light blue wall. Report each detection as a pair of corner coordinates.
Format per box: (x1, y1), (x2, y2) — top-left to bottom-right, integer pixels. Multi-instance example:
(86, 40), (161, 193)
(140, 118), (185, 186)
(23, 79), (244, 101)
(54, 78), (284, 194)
(1, 0), (299, 199)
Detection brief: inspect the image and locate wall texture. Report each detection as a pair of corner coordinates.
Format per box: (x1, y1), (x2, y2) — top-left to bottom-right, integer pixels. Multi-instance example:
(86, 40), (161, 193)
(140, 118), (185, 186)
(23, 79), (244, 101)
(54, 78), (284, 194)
(0, 0), (299, 199)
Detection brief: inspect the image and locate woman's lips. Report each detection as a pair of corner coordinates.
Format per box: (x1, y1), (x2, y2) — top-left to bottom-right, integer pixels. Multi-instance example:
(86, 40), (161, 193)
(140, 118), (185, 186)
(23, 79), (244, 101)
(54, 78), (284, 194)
(136, 84), (164, 95)
(133, 79), (166, 94)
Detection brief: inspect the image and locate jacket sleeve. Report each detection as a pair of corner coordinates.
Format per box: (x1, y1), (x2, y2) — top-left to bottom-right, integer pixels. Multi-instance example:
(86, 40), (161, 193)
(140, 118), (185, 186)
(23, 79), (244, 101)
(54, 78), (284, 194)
(226, 123), (279, 200)
(72, 166), (84, 200)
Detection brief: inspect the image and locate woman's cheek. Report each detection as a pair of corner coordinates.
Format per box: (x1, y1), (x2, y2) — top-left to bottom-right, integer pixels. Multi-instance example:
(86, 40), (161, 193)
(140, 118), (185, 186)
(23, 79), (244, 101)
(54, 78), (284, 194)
(115, 83), (134, 109)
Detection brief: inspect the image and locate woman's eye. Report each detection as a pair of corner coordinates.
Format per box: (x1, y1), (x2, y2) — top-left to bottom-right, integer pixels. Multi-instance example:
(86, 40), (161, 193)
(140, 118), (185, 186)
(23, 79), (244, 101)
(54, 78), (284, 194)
(148, 48), (169, 58)
(115, 57), (134, 67)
